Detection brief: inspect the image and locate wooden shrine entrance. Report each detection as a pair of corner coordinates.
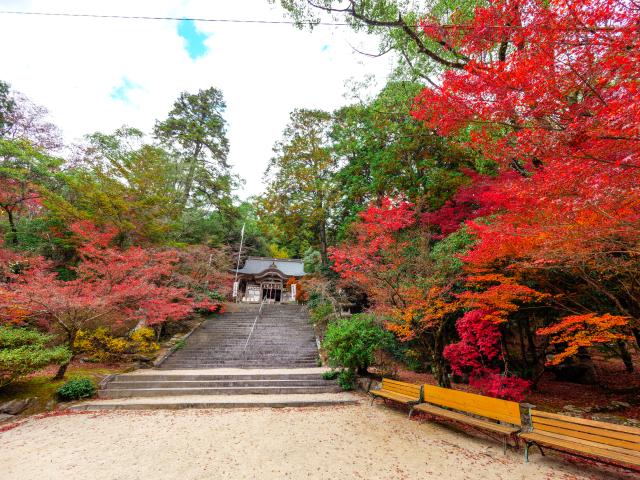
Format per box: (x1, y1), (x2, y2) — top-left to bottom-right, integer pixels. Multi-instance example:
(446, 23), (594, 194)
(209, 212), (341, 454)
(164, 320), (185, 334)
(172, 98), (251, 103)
(261, 282), (282, 303)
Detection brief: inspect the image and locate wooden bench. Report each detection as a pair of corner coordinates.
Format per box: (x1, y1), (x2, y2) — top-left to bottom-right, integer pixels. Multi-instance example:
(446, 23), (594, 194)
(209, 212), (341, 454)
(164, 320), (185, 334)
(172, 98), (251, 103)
(520, 409), (640, 468)
(414, 385), (522, 453)
(369, 378), (422, 417)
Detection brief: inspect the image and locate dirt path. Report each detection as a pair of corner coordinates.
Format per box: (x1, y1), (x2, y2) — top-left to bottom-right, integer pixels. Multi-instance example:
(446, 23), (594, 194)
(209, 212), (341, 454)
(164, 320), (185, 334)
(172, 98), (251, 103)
(0, 402), (629, 479)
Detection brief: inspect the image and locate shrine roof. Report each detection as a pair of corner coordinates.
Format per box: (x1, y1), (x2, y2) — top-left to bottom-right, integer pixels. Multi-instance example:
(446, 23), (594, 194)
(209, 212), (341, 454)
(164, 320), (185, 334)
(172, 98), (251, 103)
(235, 257), (306, 277)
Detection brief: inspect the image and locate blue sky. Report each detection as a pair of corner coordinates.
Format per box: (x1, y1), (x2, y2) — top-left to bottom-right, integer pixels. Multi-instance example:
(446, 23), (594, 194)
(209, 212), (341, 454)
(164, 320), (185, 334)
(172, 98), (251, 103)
(177, 19), (209, 60)
(1, 0), (392, 198)
(110, 77), (140, 102)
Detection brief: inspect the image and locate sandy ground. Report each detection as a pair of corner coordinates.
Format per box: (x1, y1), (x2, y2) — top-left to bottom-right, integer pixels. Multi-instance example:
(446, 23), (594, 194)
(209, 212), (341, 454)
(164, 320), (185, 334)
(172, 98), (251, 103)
(0, 401), (631, 480)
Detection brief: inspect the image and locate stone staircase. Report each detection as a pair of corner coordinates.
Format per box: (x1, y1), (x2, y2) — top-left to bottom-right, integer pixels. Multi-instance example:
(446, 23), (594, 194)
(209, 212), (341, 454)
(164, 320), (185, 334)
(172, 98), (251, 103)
(159, 304), (319, 369)
(97, 371), (341, 399)
(74, 304), (358, 409)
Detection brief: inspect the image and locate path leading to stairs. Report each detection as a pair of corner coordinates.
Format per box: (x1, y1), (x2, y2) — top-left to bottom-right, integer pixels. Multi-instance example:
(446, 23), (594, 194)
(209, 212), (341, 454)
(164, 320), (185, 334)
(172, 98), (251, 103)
(0, 402), (616, 480)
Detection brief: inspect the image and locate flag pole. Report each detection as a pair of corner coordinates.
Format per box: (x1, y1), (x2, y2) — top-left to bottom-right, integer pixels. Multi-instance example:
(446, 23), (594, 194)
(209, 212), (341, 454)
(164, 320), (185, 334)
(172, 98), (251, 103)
(233, 223), (245, 302)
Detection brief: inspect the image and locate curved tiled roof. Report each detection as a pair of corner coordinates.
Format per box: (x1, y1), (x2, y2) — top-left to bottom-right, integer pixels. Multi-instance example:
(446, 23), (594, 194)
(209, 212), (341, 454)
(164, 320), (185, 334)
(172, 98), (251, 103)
(235, 257), (306, 277)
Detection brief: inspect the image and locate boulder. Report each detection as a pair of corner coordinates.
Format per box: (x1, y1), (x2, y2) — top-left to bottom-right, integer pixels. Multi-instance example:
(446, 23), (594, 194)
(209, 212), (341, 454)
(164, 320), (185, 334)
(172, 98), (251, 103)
(562, 404), (592, 415)
(0, 398), (34, 415)
(0, 413), (14, 423)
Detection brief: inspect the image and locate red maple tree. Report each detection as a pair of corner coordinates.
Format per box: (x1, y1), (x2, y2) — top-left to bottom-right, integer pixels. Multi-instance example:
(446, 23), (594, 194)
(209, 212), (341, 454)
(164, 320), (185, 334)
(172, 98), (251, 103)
(1, 222), (200, 377)
(413, 0), (640, 359)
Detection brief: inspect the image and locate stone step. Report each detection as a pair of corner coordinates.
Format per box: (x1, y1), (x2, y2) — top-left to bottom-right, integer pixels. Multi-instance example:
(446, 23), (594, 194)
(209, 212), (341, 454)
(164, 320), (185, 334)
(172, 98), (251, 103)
(107, 380), (333, 389)
(160, 359), (318, 370)
(112, 372), (326, 381)
(160, 363), (320, 368)
(99, 385), (341, 398)
(72, 392), (358, 411)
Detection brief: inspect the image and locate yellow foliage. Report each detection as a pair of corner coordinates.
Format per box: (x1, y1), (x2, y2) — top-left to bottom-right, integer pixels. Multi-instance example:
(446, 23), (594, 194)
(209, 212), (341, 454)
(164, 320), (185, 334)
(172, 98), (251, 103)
(268, 243), (290, 259)
(74, 327), (159, 362)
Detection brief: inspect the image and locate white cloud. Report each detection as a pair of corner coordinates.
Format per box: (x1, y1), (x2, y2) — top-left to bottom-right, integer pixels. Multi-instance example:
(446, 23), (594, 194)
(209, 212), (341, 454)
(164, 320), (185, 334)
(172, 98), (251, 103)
(0, 0), (394, 198)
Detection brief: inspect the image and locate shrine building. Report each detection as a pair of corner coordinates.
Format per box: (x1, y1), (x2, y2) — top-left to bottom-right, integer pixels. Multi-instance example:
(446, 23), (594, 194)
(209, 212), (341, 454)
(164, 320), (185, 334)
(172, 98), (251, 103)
(234, 257), (305, 303)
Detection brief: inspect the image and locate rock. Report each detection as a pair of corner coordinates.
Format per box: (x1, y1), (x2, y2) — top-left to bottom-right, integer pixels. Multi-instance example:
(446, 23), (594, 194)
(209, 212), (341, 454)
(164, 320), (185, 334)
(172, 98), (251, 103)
(590, 414), (628, 425)
(0, 398), (34, 415)
(355, 376), (377, 392)
(610, 400), (631, 409)
(562, 404), (591, 415)
(0, 413), (14, 423)
(45, 400), (56, 411)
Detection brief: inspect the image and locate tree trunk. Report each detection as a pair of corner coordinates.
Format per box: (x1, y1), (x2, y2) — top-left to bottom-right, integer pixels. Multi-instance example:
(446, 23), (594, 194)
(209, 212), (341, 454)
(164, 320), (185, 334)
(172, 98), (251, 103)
(53, 329), (77, 381)
(433, 356), (451, 388)
(617, 340), (634, 373)
(633, 328), (640, 350)
(433, 328), (451, 388)
(53, 361), (70, 380)
(180, 143), (202, 211)
(318, 219), (328, 267)
(5, 208), (18, 245)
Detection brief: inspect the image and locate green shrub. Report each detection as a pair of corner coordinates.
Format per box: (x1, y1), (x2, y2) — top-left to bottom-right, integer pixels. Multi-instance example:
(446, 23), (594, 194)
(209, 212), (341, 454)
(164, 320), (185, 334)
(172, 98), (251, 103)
(337, 369), (356, 391)
(310, 302), (334, 326)
(0, 326), (71, 388)
(56, 377), (96, 401)
(322, 370), (339, 380)
(322, 314), (393, 374)
(307, 292), (326, 310)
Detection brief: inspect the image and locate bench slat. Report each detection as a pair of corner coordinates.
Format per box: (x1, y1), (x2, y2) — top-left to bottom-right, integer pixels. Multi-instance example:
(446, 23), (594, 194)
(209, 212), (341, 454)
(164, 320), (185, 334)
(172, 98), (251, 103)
(380, 379), (421, 397)
(371, 389), (419, 404)
(531, 410), (640, 436)
(532, 418), (640, 451)
(521, 432), (640, 467)
(372, 390), (415, 401)
(415, 403), (519, 435)
(379, 385), (420, 395)
(527, 429), (640, 458)
(423, 385), (521, 426)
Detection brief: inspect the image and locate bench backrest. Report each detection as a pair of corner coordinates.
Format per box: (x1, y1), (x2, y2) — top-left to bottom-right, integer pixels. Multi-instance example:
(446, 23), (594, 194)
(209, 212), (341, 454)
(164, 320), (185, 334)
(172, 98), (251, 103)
(380, 378), (422, 400)
(531, 410), (640, 454)
(423, 384), (521, 426)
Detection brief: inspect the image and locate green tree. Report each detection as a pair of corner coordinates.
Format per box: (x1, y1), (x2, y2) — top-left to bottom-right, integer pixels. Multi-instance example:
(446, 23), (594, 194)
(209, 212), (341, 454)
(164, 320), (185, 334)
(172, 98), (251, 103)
(0, 138), (63, 246)
(331, 81), (469, 235)
(154, 87), (237, 213)
(258, 109), (339, 263)
(0, 80), (15, 134)
(0, 326), (71, 388)
(55, 127), (182, 245)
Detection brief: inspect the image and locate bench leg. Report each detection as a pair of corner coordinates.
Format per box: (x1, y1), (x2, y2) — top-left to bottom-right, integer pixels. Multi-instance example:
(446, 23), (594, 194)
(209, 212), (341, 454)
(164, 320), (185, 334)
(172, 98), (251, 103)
(408, 406), (414, 419)
(524, 441), (544, 462)
(370, 395), (376, 406)
(503, 436), (507, 455)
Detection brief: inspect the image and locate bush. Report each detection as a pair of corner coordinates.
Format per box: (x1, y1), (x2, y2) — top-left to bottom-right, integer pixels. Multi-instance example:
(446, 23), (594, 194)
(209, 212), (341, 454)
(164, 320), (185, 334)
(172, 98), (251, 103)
(74, 327), (159, 362)
(0, 326), (71, 388)
(322, 370), (339, 380)
(337, 369), (356, 391)
(56, 377), (96, 401)
(310, 302), (334, 326)
(322, 314), (394, 374)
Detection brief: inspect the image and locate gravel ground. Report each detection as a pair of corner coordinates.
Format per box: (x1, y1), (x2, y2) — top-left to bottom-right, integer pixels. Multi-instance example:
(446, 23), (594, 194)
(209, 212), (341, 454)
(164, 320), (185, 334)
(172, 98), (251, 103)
(0, 401), (631, 480)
